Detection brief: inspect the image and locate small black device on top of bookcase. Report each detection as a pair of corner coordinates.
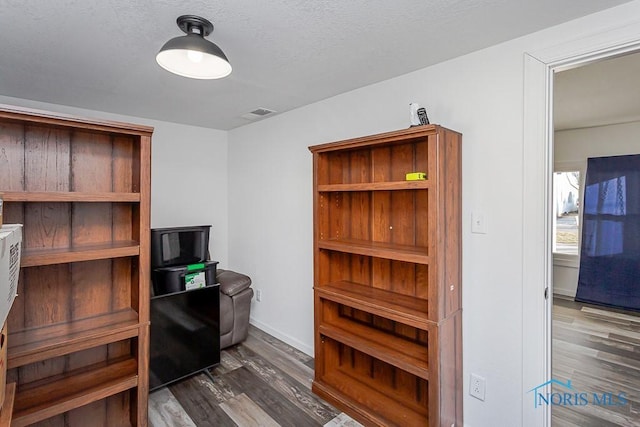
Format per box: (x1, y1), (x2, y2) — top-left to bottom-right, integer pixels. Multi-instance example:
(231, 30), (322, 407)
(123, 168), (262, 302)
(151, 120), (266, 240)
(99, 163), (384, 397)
(417, 107), (429, 125)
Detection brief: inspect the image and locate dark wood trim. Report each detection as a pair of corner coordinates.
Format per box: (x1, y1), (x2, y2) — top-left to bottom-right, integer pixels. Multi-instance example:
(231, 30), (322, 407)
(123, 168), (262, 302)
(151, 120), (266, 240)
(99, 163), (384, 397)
(0, 104), (154, 135)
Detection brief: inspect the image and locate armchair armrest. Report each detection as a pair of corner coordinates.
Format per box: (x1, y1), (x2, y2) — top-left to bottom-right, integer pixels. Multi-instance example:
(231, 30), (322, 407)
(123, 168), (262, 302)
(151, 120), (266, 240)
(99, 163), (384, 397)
(217, 269), (252, 297)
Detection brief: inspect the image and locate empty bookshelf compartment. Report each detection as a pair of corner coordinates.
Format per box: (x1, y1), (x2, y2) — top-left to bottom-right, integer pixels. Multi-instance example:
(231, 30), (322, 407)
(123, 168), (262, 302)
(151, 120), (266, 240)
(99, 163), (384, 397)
(0, 122), (141, 195)
(318, 300), (429, 379)
(20, 390), (135, 427)
(315, 336), (428, 427)
(9, 259), (139, 334)
(2, 201), (140, 268)
(316, 252), (430, 300)
(317, 190), (429, 254)
(7, 341), (138, 427)
(315, 137), (429, 186)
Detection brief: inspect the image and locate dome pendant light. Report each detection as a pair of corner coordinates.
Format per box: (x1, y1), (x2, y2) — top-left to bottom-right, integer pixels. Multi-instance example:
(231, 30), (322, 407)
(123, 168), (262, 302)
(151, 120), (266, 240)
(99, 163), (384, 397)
(156, 15), (232, 79)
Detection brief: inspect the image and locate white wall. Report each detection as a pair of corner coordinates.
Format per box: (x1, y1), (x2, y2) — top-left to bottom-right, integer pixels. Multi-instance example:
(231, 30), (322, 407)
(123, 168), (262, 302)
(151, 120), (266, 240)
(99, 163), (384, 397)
(227, 2), (640, 426)
(556, 121), (640, 162)
(0, 95), (229, 266)
(553, 120), (640, 297)
(4, 2), (640, 424)
(229, 23), (524, 427)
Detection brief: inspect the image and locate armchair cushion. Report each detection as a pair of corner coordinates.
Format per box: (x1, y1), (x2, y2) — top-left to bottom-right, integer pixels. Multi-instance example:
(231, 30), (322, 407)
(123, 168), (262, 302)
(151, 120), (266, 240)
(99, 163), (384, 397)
(217, 269), (252, 297)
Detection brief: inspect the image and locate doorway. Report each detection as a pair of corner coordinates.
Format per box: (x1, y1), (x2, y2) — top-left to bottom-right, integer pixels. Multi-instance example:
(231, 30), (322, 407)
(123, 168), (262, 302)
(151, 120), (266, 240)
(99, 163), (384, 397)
(522, 24), (640, 427)
(551, 52), (640, 426)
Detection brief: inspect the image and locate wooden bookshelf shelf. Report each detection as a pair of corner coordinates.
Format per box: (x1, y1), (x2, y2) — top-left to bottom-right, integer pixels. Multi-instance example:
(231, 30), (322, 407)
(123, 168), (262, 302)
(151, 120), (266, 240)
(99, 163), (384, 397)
(318, 317), (429, 380)
(12, 358), (138, 427)
(317, 181), (429, 192)
(21, 241), (140, 267)
(8, 309), (141, 368)
(316, 282), (430, 329)
(315, 369), (428, 426)
(318, 239), (429, 264)
(2, 191), (140, 202)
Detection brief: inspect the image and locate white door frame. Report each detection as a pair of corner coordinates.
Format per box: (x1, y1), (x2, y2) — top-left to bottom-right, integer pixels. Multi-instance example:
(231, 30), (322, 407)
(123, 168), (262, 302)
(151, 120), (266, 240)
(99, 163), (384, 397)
(522, 20), (640, 427)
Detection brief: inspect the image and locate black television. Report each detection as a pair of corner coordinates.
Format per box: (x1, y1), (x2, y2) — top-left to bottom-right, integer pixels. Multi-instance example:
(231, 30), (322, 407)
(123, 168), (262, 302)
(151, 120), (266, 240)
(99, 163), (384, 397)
(150, 225), (211, 269)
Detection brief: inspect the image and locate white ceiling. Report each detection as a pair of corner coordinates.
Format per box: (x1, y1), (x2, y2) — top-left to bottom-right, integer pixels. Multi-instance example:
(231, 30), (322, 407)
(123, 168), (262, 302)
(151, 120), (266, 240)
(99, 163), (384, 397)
(554, 52), (640, 131)
(0, 0), (633, 130)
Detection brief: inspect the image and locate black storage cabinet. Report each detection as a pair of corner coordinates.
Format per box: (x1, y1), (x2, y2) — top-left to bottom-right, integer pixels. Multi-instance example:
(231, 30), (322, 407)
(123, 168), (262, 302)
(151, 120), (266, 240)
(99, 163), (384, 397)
(149, 285), (220, 390)
(149, 225), (221, 390)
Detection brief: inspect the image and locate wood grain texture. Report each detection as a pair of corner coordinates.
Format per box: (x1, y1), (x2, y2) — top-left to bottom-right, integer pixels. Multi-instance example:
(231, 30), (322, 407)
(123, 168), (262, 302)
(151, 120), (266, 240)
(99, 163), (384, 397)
(0, 103), (154, 136)
(2, 192), (140, 202)
(310, 126), (462, 426)
(552, 297), (640, 427)
(0, 105), (152, 426)
(22, 202), (70, 252)
(8, 309), (139, 368)
(442, 128), (462, 318)
(24, 126), (70, 192)
(226, 345), (337, 425)
(168, 373), (237, 426)
(316, 282), (429, 329)
(22, 126), (71, 262)
(22, 265), (71, 330)
(150, 325), (359, 427)
(12, 357), (138, 426)
(0, 122), (25, 191)
(222, 367), (320, 427)
(21, 241), (139, 267)
(318, 319), (429, 380)
(318, 239), (429, 264)
(148, 387), (197, 427)
(220, 393), (280, 427)
(318, 181), (429, 192)
(0, 382), (16, 427)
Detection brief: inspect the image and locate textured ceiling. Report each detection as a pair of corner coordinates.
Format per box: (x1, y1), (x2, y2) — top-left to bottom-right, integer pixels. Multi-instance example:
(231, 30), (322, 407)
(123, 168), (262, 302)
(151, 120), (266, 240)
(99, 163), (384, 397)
(0, 0), (633, 130)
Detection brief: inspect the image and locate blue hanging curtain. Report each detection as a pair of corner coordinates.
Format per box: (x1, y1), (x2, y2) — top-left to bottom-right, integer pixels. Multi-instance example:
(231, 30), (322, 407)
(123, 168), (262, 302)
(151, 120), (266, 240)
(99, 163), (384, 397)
(575, 154), (640, 311)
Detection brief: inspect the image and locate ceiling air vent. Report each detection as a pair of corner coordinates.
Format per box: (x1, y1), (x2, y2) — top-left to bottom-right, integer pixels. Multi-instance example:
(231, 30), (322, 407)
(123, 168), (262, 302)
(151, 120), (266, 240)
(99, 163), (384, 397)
(241, 107), (277, 121)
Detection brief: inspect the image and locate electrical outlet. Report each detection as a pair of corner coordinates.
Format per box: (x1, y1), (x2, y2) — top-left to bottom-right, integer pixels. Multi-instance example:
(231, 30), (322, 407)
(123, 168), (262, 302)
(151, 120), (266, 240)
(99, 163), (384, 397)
(470, 373), (486, 401)
(256, 289), (262, 302)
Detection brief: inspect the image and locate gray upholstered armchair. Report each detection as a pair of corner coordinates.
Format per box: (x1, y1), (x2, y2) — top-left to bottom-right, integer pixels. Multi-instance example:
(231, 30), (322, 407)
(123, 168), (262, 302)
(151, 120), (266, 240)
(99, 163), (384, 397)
(216, 269), (253, 349)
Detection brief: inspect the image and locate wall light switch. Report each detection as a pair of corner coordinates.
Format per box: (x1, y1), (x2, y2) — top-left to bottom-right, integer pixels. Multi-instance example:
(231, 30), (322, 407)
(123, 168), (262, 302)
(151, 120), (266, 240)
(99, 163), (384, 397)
(471, 211), (487, 234)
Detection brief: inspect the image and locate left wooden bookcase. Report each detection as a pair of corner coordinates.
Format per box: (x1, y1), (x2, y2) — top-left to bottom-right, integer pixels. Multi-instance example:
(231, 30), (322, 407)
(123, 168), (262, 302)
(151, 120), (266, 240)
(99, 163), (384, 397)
(0, 104), (152, 426)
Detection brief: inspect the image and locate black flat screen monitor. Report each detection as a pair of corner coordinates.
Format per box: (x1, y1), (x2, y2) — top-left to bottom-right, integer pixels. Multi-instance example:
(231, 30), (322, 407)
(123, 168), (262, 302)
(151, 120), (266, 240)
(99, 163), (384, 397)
(151, 225), (211, 269)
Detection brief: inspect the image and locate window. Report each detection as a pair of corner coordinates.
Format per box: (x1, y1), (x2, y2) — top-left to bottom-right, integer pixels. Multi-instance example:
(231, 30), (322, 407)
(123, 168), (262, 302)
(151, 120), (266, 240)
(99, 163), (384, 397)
(553, 170), (581, 255)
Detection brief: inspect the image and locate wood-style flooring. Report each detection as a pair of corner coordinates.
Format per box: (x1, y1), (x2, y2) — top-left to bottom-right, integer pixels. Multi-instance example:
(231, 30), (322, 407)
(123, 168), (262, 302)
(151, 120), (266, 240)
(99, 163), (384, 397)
(149, 325), (362, 427)
(552, 296), (640, 426)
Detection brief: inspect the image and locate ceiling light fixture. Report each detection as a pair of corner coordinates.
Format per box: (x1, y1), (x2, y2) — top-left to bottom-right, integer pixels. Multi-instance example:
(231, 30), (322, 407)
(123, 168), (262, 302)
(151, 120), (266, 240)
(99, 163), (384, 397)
(156, 15), (232, 79)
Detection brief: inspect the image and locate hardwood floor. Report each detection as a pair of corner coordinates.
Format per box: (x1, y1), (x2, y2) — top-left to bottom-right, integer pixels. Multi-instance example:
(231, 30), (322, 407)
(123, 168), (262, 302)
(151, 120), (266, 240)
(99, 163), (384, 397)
(150, 299), (640, 426)
(149, 325), (362, 427)
(552, 296), (640, 426)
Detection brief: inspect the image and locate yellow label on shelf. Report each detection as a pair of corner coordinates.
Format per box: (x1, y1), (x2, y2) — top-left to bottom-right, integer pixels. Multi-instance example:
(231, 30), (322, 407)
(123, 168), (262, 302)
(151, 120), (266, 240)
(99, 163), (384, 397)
(405, 172), (427, 181)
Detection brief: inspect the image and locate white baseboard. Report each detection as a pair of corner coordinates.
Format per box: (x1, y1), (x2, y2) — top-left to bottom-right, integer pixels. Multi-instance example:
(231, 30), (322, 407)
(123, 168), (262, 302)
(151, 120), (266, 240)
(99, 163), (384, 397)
(553, 287), (576, 298)
(249, 317), (314, 357)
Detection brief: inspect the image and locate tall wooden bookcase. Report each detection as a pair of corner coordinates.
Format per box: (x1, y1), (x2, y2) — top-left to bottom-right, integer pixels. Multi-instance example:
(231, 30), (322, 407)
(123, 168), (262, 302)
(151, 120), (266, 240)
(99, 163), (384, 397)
(0, 104), (152, 426)
(309, 126), (462, 426)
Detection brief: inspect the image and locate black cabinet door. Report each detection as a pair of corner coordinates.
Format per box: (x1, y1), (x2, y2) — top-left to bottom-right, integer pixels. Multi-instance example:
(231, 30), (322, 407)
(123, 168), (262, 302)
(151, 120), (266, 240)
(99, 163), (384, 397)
(149, 284), (220, 391)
